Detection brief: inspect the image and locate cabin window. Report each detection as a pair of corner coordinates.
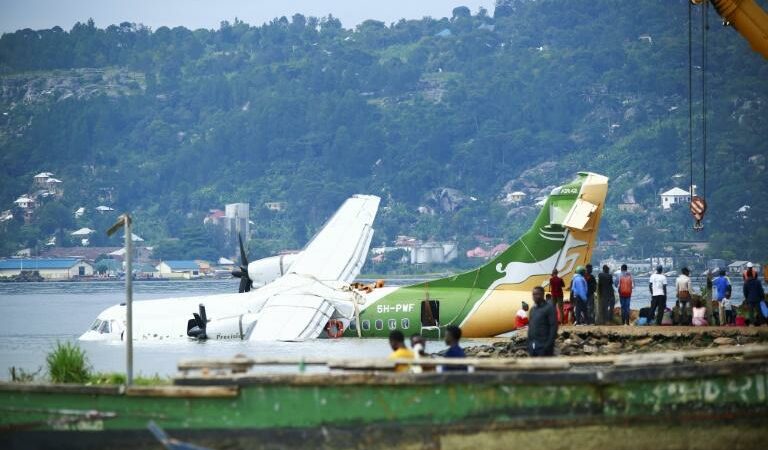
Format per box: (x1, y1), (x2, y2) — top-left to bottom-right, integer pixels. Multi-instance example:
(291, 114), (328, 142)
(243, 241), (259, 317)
(90, 319), (101, 331)
(349, 320), (357, 331)
(98, 321), (111, 334)
(388, 319), (396, 330)
(362, 320), (370, 331)
(375, 319), (383, 330)
(420, 300), (440, 327)
(401, 318), (410, 329)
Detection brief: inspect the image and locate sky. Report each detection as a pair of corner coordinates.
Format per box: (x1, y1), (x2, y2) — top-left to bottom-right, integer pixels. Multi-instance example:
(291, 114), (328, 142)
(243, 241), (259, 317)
(0, 0), (497, 33)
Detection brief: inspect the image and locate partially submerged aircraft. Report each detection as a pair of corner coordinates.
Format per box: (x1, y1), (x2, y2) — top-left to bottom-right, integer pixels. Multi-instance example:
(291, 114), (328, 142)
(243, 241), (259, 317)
(80, 172), (607, 342)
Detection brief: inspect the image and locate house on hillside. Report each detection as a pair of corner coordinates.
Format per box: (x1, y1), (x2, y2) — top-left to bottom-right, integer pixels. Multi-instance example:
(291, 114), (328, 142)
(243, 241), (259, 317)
(95, 205), (115, 214)
(503, 191), (527, 204)
(156, 260), (201, 279)
(660, 187), (690, 210)
(0, 258), (94, 280)
(33, 172), (54, 187)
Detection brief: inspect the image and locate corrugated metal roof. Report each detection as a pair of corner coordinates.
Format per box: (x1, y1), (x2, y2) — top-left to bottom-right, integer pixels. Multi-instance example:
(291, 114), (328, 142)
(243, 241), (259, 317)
(160, 260), (199, 270)
(0, 258), (85, 270)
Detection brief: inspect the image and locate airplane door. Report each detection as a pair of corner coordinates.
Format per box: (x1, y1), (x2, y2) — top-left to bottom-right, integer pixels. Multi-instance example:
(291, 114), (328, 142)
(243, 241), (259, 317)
(420, 300), (441, 338)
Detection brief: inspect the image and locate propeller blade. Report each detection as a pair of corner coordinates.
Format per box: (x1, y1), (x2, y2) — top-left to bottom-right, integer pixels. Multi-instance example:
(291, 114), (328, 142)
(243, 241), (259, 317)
(238, 277), (250, 293)
(198, 304), (207, 325)
(238, 233), (248, 267)
(231, 269), (246, 278)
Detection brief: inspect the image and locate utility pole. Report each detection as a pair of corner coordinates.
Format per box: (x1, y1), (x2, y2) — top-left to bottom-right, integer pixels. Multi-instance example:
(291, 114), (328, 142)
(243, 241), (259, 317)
(107, 213), (133, 385)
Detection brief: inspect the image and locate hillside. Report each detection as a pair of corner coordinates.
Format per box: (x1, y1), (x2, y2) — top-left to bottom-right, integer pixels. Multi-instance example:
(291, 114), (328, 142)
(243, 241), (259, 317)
(1, 0), (767, 266)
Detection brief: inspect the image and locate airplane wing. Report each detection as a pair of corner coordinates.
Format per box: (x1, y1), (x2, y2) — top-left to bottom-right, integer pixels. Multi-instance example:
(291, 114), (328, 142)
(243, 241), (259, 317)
(286, 194), (380, 283)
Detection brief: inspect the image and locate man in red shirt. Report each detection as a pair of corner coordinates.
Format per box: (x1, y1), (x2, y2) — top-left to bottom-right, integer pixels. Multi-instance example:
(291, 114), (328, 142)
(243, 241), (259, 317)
(549, 269), (565, 324)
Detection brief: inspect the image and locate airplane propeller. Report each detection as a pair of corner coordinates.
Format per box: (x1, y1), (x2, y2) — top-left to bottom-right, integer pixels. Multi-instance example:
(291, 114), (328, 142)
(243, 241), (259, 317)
(231, 233), (253, 293)
(186, 304), (208, 340)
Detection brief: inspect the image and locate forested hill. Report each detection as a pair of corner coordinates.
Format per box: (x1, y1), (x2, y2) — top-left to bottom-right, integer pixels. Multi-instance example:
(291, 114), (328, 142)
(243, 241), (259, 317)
(1, 0), (767, 264)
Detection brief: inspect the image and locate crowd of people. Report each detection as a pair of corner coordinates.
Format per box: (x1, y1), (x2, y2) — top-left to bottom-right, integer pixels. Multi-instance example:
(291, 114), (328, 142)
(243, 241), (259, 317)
(523, 263), (767, 328)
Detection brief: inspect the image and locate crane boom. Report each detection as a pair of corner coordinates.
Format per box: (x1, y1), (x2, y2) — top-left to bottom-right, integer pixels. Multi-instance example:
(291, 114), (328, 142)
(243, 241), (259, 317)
(693, 0), (768, 59)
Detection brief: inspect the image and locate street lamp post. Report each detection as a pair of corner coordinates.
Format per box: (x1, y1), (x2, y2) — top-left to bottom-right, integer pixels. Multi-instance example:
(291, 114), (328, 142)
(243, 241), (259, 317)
(107, 213), (133, 385)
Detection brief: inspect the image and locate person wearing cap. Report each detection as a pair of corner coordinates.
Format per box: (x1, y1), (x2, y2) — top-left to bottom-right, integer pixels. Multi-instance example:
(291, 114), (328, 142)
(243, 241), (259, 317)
(648, 265), (668, 326)
(743, 262), (756, 281)
(571, 266), (588, 325)
(515, 301), (530, 328)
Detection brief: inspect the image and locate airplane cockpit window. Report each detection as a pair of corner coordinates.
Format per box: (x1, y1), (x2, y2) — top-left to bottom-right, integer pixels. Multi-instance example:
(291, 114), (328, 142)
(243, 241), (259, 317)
(98, 320), (111, 334)
(388, 319), (396, 330)
(90, 319), (102, 331)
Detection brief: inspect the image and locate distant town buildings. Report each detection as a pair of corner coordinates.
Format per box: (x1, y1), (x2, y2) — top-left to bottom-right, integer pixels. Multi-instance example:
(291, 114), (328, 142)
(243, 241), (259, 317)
(264, 201), (286, 212)
(0, 258), (94, 280)
(372, 235), (458, 265)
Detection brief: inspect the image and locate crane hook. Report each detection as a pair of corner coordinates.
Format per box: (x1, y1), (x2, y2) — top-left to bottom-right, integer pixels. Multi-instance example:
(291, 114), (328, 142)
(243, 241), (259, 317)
(690, 196), (707, 231)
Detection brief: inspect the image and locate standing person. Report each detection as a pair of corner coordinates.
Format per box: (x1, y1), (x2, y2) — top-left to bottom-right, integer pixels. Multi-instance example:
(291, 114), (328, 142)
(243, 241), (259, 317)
(648, 265), (668, 326)
(615, 264), (634, 326)
(549, 269), (565, 324)
(743, 270), (766, 326)
(585, 264), (597, 325)
(712, 269), (731, 326)
(675, 267), (693, 325)
(597, 265), (615, 325)
(515, 301), (530, 328)
(442, 325), (467, 372)
(388, 330), (414, 373)
(571, 266), (589, 325)
(527, 286), (558, 356)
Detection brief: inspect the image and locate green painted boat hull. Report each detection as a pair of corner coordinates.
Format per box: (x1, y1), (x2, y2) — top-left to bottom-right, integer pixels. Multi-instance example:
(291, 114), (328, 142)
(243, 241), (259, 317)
(2, 359), (767, 449)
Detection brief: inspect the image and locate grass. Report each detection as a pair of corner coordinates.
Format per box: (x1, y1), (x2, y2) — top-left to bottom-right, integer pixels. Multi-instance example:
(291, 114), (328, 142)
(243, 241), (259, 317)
(46, 341), (91, 384)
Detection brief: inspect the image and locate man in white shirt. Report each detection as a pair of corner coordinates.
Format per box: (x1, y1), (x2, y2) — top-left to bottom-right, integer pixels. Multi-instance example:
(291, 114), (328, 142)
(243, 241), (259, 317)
(675, 267), (693, 325)
(648, 265), (668, 325)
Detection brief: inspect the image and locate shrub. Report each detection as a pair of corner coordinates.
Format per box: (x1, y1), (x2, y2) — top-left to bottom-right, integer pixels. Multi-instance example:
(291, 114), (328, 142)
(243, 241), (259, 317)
(46, 341), (91, 383)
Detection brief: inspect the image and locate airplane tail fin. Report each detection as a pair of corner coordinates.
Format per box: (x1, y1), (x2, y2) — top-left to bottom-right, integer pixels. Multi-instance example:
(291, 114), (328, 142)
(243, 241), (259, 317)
(483, 172), (608, 287)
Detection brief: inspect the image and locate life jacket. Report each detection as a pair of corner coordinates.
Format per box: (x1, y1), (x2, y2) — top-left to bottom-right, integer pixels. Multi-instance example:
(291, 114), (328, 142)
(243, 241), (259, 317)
(618, 273), (633, 297)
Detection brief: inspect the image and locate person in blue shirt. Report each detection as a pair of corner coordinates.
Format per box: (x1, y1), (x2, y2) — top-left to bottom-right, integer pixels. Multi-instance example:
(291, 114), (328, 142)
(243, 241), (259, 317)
(571, 266), (588, 325)
(712, 269), (731, 326)
(442, 325), (467, 372)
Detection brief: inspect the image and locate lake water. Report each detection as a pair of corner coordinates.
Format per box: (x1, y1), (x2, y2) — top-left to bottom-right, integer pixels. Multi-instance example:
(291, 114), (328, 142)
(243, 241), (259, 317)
(0, 276), (744, 380)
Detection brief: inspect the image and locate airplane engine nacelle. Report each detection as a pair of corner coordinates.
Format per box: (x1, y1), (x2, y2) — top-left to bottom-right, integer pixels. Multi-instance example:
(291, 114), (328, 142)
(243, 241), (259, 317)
(246, 253), (301, 286)
(204, 313), (259, 340)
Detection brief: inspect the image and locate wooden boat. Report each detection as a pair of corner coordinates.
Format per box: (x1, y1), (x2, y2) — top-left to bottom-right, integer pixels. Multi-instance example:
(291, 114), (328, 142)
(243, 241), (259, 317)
(1, 345), (767, 449)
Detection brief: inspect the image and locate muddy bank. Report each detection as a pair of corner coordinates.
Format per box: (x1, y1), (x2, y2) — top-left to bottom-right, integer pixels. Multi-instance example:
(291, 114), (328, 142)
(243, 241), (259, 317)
(462, 326), (768, 358)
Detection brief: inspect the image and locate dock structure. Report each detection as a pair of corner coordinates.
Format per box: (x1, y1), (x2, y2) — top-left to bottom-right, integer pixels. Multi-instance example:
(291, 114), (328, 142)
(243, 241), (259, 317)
(1, 344), (767, 449)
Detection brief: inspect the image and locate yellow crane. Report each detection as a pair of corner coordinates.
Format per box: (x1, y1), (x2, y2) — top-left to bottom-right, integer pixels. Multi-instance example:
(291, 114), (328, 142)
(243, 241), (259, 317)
(692, 0), (768, 59)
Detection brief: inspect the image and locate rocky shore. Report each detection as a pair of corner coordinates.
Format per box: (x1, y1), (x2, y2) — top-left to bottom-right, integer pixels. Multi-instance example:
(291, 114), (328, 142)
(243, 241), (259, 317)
(462, 326), (768, 358)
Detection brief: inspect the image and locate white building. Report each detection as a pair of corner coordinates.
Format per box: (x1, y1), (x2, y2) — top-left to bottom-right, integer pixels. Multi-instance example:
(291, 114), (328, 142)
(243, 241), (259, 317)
(14, 196), (34, 209)
(410, 242), (458, 265)
(0, 258), (94, 280)
(225, 203), (249, 238)
(156, 260), (201, 279)
(503, 191), (527, 204)
(660, 187), (691, 210)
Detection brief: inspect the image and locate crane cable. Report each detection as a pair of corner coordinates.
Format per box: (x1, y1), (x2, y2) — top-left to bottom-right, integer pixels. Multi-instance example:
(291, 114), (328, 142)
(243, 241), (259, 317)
(689, 0), (710, 231)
